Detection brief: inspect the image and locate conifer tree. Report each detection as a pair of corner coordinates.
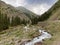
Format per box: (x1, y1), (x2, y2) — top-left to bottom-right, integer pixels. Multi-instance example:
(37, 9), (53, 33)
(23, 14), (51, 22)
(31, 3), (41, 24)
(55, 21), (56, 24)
(14, 16), (21, 26)
(11, 16), (14, 26)
(3, 14), (9, 30)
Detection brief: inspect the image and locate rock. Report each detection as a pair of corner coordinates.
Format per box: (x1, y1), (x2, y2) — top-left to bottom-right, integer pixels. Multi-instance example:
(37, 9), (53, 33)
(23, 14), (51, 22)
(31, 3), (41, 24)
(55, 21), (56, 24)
(34, 42), (42, 45)
(20, 41), (26, 45)
(18, 40), (21, 43)
(20, 39), (31, 45)
(27, 40), (31, 42)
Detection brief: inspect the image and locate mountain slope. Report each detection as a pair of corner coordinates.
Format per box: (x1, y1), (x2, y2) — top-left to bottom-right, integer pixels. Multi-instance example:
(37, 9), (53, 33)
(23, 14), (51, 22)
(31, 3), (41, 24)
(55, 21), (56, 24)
(0, 1), (31, 21)
(40, 0), (60, 21)
(0, 1), (40, 25)
(47, 0), (60, 20)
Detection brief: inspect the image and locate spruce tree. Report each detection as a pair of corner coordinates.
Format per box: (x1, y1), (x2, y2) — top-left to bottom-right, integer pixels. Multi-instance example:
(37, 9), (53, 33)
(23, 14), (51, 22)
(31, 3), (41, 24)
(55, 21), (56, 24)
(0, 11), (3, 30)
(11, 16), (14, 26)
(11, 16), (21, 26)
(14, 16), (21, 26)
(3, 14), (9, 30)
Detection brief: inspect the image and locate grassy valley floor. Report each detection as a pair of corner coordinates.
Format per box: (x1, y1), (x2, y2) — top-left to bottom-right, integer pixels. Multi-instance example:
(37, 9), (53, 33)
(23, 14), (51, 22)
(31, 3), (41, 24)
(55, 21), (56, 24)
(0, 21), (60, 45)
(0, 25), (41, 45)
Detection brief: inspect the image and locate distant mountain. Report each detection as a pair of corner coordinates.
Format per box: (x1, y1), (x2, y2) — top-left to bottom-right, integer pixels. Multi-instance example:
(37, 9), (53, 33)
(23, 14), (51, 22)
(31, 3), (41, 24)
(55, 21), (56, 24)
(16, 6), (39, 20)
(40, 0), (60, 21)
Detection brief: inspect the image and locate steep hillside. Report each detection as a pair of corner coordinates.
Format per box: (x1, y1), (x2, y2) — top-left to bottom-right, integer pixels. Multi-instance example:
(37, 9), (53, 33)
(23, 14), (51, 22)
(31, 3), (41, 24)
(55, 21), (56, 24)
(47, 0), (60, 20)
(40, 0), (60, 21)
(0, 0), (41, 25)
(0, 0), (41, 31)
(0, 1), (30, 21)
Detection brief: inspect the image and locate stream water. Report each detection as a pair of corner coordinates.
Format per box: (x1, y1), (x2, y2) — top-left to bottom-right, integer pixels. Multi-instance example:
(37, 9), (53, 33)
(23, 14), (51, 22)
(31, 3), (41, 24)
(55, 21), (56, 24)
(25, 30), (52, 45)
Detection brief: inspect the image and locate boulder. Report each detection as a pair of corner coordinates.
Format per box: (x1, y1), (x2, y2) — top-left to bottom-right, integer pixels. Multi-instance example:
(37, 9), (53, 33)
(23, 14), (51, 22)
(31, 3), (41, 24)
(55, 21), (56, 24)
(34, 42), (42, 45)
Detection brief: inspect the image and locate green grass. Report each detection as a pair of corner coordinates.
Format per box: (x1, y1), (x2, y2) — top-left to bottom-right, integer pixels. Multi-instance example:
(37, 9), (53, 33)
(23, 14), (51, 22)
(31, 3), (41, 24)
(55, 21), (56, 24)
(42, 21), (60, 45)
(0, 25), (40, 45)
(0, 21), (60, 45)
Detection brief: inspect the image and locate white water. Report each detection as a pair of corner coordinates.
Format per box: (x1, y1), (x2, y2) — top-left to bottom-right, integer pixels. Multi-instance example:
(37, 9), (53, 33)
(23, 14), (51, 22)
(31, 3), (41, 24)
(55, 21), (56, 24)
(25, 30), (51, 45)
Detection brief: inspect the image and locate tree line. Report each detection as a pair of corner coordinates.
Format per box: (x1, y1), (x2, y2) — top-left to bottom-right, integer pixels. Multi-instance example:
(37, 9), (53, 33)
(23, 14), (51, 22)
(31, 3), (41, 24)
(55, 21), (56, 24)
(0, 10), (52, 31)
(0, 11), (39, 31)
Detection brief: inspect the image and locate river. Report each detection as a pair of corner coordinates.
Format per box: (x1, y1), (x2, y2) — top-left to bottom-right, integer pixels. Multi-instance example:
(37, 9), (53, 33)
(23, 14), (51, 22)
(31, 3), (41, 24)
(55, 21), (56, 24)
(25, 30), (52, 45)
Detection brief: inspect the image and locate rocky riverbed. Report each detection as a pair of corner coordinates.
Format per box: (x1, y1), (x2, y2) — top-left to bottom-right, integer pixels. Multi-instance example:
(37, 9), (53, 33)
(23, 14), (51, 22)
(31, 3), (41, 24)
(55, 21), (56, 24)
(21, 30), (52, 45)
